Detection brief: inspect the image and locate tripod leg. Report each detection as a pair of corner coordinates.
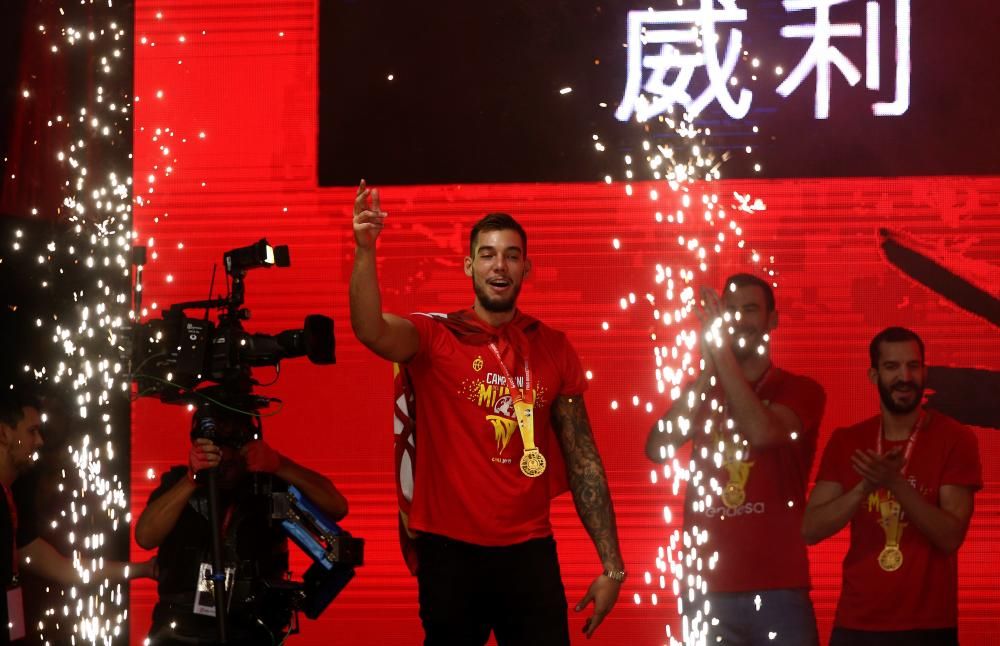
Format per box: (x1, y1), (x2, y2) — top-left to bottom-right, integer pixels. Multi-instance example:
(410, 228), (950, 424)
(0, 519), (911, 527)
(206, 468), (229, 643)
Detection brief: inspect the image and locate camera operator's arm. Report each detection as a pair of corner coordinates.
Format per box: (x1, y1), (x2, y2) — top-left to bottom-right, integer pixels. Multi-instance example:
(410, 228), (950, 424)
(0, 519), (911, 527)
(20, 538), (157, 585)
(243, 440), (348, 521)
(349, 180), (420, 363)
(135, 439), (218, 550)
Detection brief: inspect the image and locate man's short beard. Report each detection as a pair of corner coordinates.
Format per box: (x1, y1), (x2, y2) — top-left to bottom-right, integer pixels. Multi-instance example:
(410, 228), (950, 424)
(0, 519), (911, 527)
(473, 280), (520, 313)
(877, 380), (924, 414)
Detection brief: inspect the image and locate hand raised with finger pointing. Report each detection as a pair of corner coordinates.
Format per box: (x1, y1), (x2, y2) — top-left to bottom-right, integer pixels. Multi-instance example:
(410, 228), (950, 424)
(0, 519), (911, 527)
(353, 179), (388, 250)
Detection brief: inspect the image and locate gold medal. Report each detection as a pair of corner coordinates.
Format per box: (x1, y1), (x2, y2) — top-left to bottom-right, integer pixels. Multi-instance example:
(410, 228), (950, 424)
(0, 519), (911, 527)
(722, 482), (745, 508)
(514, 400), (544, 477)
(878, 546), (903, 572)
(877, 499), (906, 572)
(512, 400), (546, 478)
(721, 449), (753, 509)
(520, 447), (547, 477)
(488, 343), (545, 480)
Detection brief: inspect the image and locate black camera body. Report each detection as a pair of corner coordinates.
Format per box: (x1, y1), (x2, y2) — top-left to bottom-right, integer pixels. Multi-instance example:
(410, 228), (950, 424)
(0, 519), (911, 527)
(130, 239), (335, 403)
(128, 240), (358, 636)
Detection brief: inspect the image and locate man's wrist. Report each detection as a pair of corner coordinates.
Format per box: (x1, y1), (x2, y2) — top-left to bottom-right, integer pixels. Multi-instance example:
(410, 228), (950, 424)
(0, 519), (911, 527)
(602, 568), (627, 583)
(886, 474), (909, 495)
(183, 469), (201, 488)
(853, 479), (873, 496)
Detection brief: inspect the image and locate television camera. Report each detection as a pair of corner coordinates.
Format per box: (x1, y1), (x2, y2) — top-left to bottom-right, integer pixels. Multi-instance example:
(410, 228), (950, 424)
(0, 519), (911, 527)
(128, 239), (362, 643)
(130, 238), (335, 403)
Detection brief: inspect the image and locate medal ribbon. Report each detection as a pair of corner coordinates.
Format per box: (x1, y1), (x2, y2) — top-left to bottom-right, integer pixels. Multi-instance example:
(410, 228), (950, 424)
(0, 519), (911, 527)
(874, 410), (927, 570)
(875, 409), (926, 475)
(879, 500), (905, 547)
(487, 341), (535, 450)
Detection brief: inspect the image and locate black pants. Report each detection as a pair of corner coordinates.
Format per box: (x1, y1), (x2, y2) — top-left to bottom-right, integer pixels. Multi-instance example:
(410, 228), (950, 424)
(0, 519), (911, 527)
(415, 534), (570, 646)
(830, 627), (959, 646)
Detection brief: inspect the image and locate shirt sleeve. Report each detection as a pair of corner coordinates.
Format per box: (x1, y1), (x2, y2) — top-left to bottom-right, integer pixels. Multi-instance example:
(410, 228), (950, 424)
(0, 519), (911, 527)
(941, 426), (983, 491)
(403, 313), (443, 365)
(769, 374), (826, 436)
(815, 428), (850, 487)
(555, 332), (588, 396)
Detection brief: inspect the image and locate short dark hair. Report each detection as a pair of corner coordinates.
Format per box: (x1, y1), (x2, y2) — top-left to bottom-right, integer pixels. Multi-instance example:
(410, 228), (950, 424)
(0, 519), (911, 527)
(0, 386), (42, 429)
(869, 327), (925, 368)
(469, 213), (527, 257)
(724, 273), (775, 312)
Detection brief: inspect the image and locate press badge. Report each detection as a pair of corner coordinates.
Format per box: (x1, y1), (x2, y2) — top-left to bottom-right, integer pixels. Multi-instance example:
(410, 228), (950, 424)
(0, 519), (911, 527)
(7, 584), (25, 641)
(192, 562), (235, 617)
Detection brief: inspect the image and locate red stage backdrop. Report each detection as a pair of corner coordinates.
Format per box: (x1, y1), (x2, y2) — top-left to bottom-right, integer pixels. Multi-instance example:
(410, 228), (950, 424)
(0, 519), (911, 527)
(131, 2), (1000, 644)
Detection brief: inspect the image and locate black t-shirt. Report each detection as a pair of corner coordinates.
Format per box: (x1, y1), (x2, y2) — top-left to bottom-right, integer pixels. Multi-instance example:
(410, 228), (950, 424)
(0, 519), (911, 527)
(147, 466), (291, 644)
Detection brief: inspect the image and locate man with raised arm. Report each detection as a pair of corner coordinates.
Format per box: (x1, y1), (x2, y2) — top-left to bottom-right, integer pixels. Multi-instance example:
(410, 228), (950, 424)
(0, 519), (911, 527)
(645, 274), (826, 645)
(803, 327), (981, 646)
(349, 181), (624, 644)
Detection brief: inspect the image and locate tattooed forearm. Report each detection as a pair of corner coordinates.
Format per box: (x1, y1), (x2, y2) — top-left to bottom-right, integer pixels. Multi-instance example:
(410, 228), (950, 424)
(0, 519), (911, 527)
(553, 395), (624, 570)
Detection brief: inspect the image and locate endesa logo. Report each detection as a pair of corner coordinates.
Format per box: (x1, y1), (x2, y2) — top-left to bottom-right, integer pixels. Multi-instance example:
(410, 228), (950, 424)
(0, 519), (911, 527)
(705, 502), (767, 518)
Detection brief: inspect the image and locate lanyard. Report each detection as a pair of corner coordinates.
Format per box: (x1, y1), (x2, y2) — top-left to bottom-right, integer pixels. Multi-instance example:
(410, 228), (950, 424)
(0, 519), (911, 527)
(486, 341), (533, 405)
(876, 410), (927, 476)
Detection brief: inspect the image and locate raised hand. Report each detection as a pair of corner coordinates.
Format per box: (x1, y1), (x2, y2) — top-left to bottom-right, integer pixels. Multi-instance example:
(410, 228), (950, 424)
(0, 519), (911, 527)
(695, 286), (729, 358)
(353, 179), (388, 250)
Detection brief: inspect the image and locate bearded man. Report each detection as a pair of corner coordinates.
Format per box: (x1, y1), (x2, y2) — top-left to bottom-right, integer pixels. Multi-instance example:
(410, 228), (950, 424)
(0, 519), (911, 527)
(803, 327), (982, 646)
(646, 273), (827, 645)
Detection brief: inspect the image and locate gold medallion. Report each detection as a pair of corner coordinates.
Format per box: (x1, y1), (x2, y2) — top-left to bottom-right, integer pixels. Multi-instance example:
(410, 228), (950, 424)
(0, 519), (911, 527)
(722, 482), (745, 509)
(877, 499), (906, 572)
(878, 546), (903, 572)
(520, 448), (546, 477)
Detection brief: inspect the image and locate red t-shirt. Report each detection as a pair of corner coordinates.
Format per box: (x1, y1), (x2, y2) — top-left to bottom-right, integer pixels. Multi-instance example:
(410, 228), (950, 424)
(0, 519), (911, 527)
(686, 367), (826, 592)
(403, 309), (588, 546)
(815, 411), (983, 630)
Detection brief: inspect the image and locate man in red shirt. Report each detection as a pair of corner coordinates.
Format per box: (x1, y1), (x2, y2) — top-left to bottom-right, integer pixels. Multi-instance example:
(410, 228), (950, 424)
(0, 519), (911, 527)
(804, 327), (982, 646)
(645, 274), (826, 645)
(349, 181), (624, 645)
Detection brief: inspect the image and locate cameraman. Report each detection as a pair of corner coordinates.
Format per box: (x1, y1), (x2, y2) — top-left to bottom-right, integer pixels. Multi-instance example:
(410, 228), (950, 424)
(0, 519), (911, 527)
(136, 406), (348, 645)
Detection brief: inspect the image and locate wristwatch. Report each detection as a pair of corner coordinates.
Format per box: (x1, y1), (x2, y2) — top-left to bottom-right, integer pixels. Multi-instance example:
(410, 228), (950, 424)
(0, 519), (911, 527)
(603, 568), (627, 583)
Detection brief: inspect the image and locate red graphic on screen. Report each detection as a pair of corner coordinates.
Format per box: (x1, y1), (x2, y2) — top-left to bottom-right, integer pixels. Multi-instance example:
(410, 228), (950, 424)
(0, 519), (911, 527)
(129, 2), (1000, 644)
